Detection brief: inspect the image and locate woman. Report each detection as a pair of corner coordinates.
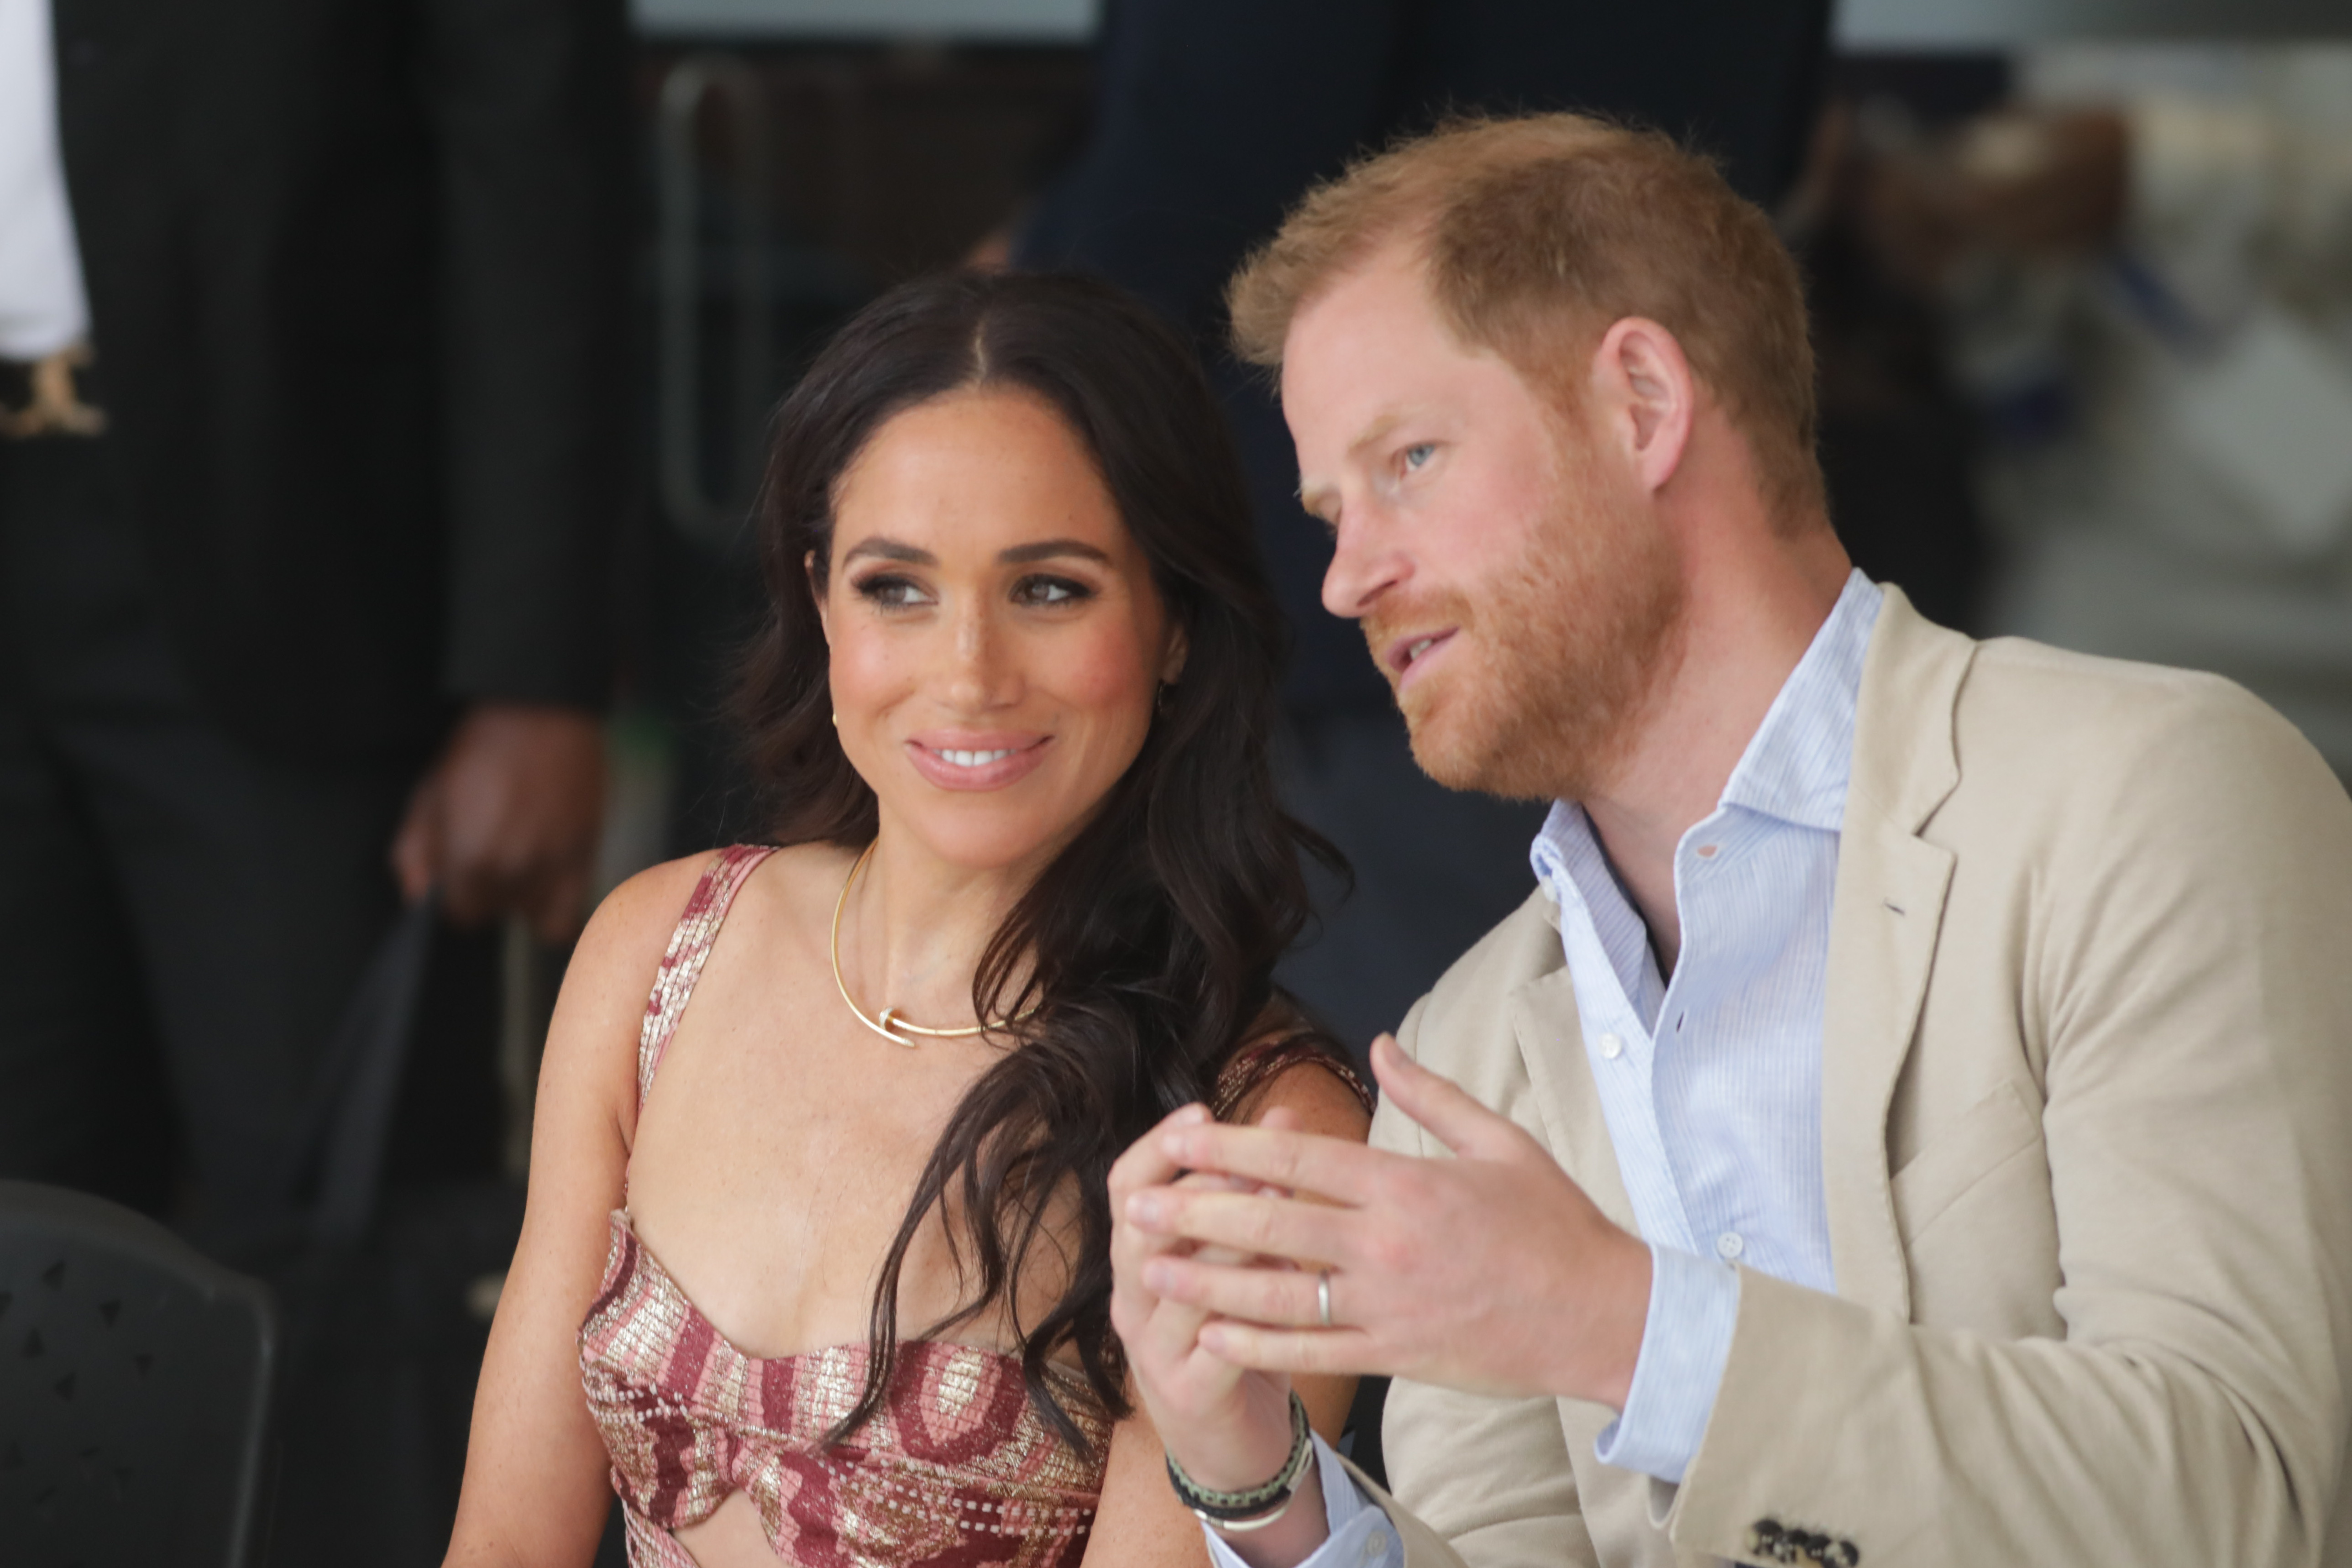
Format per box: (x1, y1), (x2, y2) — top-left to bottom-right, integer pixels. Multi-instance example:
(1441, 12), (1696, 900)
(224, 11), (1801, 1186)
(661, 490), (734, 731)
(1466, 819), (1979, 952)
(442, 271), (1371, 1568)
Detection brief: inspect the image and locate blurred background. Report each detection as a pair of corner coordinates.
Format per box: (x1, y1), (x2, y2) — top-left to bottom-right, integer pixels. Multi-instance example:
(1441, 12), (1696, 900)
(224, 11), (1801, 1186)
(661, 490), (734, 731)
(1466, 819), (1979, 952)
(3, 0), (2348, 1562)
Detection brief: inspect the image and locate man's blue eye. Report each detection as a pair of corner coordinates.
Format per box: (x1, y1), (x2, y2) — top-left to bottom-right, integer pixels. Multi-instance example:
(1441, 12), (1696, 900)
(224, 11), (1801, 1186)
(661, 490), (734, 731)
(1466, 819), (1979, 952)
(1404, 443), (1436, 470)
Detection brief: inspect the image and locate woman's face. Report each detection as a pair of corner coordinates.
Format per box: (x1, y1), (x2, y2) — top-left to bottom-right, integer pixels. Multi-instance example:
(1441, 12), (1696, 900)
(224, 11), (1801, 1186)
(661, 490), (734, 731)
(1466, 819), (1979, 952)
(817, 388), (1184, 873)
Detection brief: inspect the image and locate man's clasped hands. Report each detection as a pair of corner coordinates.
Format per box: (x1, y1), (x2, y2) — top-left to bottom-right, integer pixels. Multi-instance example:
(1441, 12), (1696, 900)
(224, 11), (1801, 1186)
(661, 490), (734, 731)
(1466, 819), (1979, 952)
(1109, 1033), (1657, 1565)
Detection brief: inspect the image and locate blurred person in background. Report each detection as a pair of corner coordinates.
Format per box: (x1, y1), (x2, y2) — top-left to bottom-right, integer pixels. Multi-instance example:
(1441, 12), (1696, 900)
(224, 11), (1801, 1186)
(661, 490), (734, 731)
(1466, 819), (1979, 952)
(1858, 43), (2352, 776)
(1008, 0), (1831, 1054)
(0, 0), (627, 1242)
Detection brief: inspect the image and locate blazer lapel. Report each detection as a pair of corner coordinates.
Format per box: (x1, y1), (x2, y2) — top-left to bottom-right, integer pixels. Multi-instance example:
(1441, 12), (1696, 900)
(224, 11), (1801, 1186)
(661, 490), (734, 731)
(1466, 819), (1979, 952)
(1819, 589), (1975, 1320)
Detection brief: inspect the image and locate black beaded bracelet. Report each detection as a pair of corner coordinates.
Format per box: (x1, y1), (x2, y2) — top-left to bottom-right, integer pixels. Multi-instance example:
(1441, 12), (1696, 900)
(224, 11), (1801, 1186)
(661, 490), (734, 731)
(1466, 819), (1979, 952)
(1165, 1391), (1315, 1532)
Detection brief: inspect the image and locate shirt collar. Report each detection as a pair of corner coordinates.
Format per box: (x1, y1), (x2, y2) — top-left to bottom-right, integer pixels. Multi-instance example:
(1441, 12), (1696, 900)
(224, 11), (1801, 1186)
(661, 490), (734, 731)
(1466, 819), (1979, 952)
(1718, 569), (1881, 833)
(1529, 569), (1882, 893)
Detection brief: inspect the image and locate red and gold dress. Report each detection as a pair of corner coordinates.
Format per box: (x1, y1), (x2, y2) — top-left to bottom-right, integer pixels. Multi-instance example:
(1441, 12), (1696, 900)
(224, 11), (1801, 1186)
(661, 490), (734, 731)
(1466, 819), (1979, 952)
(579, 845), (1367, 1566)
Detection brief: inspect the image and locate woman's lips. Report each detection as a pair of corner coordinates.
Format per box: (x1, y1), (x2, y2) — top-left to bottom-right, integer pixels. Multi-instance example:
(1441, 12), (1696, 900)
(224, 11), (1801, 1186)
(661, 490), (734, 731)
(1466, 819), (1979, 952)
(904, 735), (1053, 792)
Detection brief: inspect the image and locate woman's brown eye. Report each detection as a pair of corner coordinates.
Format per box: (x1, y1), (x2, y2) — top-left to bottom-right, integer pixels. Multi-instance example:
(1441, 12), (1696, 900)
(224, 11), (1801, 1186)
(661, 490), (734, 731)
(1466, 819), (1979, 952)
(857, 574), (927, 607)
(1017, 576), (1090, 606)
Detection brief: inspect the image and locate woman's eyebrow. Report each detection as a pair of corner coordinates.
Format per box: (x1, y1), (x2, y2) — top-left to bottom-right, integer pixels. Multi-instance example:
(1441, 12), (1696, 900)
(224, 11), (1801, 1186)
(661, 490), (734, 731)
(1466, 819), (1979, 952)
(999, 539), (1112, 565)
(839, 536), (933, 566)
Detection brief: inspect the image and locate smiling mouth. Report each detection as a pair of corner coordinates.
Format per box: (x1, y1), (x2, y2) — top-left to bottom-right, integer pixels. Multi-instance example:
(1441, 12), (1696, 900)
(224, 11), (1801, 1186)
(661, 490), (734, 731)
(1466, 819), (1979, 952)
(934, 747), (1019, 768)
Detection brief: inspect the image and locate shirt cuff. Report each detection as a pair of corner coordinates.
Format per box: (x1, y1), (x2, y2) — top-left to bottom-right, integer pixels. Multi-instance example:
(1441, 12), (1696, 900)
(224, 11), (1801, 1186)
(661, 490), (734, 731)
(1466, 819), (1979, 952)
(1201, 1431), (1404, 1568)
(1593, 1242), (1741, 1484)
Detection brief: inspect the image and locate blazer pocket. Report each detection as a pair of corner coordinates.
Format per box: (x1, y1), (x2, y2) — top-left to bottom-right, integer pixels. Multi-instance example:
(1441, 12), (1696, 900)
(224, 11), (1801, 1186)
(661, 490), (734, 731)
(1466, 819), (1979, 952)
(1891, 1079), (2041, 1243)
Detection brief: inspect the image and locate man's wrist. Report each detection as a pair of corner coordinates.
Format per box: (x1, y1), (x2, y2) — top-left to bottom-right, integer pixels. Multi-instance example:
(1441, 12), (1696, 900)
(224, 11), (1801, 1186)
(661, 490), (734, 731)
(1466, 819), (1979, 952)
(1554, 1224), (1654, 1409)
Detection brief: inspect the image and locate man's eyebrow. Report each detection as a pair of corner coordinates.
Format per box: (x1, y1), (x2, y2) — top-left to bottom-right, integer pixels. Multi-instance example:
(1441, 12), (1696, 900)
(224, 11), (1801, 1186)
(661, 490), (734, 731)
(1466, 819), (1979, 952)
(1347, 411), (1407, 460)
(999, 538), (1112, 565)
(1298, 411), (1409, 520)
(839, 536), (934, 566)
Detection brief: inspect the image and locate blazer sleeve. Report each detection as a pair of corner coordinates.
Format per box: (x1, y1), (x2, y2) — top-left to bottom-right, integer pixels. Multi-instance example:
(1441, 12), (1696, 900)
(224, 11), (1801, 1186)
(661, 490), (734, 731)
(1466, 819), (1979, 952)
(1366, 995), (1602, 1568)
(1663, 682), (2352, 1566)
(420, 0), (629, 710)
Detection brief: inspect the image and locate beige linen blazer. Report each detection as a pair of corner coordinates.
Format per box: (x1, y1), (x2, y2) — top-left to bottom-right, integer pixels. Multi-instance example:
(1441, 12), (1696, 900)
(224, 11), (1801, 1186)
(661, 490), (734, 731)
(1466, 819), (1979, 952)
(1359, 589), (2352, 1568)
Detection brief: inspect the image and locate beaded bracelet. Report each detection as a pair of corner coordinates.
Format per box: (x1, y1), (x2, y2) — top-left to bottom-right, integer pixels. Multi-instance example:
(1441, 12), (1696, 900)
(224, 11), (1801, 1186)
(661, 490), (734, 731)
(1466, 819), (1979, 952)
(1164, 1391), (1315, 1534)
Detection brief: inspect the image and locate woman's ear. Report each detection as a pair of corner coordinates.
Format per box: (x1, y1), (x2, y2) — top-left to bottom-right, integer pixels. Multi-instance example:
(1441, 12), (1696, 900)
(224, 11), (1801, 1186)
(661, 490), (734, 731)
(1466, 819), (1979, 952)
(806, 550), (831, 645)
(1160, 624), (1189, 686)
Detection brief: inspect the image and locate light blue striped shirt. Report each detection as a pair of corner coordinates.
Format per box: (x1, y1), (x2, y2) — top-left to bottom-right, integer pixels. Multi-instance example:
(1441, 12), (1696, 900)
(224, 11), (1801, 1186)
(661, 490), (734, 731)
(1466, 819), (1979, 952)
(1535, 569), (1878, 1480)
(1205, 572), (1882, 1568)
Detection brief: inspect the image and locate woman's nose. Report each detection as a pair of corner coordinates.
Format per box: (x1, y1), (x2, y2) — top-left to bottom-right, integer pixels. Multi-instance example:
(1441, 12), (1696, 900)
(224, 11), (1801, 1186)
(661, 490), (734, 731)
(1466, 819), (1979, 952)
(943, 603), (1016, 708)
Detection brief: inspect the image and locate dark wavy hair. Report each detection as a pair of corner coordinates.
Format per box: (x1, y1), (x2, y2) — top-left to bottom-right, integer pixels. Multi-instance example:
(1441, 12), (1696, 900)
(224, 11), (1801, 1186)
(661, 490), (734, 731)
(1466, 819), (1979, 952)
(736, 270), (1340, 1454)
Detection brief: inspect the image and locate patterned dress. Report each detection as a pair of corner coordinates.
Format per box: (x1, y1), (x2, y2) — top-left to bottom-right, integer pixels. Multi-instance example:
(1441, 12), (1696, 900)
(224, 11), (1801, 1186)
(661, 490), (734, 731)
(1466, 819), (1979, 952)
(576, 845), (1368, 1567)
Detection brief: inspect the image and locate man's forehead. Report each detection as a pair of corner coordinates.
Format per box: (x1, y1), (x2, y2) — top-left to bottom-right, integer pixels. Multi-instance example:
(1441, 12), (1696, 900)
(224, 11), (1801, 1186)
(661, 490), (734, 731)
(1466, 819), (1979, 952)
(1282, 239), (1436, 357)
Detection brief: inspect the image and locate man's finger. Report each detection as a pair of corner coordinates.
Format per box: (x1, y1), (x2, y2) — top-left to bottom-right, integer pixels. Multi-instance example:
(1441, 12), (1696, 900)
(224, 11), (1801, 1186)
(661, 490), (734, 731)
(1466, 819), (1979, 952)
(1142, 1253), (1332, 1327)
(1371, 1033), (1535, 1161)
(1126, 1186), (1345, 1269)
(1196, 1319), (1387, 1379)
(1110, 1103), (1213, 1203)
(1157, 1121), (1381, 1206)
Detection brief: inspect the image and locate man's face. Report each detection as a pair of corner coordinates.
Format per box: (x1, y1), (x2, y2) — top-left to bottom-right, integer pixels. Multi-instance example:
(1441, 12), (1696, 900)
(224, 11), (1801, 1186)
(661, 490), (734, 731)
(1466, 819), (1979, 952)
(1282, 245), (1685, 801)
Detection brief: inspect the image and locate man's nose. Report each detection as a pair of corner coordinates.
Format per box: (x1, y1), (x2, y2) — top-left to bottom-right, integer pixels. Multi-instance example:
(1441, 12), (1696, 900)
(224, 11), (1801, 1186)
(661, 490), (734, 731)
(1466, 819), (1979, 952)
(1321, 511), (1410, 621)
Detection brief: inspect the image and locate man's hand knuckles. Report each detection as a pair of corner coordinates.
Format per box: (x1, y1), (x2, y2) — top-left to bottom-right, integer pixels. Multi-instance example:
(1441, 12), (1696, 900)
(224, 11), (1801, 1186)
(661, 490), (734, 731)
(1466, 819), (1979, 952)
(1357, 1227), (1419, 1276)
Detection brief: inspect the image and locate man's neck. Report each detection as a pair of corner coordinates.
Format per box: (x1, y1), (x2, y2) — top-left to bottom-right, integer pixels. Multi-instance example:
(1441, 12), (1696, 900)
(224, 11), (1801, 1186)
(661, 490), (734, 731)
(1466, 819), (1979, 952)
(1580, 520), (1850, 975)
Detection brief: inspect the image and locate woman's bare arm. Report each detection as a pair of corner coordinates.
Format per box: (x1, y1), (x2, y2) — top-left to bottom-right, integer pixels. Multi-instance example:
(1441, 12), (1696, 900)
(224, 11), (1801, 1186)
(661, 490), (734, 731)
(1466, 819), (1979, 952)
(1083, 1061), (1374, 1564)
(442, 857), (709, 1568)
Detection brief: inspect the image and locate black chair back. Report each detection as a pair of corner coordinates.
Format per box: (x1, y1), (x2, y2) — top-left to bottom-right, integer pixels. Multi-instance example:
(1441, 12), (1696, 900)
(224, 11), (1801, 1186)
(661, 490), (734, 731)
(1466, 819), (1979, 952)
(0, 1180), (276, 1568)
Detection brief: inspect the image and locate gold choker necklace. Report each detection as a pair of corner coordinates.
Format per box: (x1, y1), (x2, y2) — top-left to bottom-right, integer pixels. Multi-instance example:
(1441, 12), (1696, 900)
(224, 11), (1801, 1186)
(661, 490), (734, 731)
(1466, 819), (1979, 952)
(829, 842), (1036, 1046)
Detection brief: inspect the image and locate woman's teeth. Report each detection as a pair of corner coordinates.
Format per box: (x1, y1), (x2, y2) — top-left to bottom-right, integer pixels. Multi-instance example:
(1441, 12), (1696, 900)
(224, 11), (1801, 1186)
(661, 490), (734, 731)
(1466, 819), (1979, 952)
(939, 747), (1017, 767)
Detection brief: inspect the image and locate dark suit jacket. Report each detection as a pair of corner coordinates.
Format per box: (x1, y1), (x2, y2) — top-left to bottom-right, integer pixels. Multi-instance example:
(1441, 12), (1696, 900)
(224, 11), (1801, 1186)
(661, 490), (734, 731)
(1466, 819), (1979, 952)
(52, 0), (628, 761)
(1016, 0), (1828, 717)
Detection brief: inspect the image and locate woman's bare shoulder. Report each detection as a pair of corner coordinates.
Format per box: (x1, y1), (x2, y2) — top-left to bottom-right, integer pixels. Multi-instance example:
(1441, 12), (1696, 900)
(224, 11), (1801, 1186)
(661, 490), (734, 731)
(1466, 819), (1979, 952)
(573, 852), (722, 988)
(536, 855), (719, 1105)
(563, 843), (851, 1022)
(1238, 1057), (1374, 1141)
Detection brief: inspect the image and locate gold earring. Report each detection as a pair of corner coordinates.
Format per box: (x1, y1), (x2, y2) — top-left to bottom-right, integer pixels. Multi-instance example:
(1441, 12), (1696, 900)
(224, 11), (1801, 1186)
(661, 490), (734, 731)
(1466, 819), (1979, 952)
(831, 713), (839, 726)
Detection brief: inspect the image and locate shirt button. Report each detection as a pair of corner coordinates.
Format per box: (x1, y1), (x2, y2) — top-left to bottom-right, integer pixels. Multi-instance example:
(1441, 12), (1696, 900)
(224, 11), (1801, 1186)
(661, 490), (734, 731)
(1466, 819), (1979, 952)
(1598, 1032), (1624, 1060)
(1363, 1530), (1390, 1559)
(1715, 1231), (1745, 1260)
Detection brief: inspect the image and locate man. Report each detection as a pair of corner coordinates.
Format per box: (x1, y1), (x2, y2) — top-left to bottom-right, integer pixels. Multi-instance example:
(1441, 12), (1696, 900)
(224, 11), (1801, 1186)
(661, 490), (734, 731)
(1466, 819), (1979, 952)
(0, 0), (625, 1234)
(1109, 114), (2352, 1568)
(1014, 0), (1829, 1050)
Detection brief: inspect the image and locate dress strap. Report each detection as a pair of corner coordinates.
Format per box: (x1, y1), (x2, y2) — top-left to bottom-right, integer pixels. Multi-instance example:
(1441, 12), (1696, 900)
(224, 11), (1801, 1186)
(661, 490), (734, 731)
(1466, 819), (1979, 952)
(637, 845), (778, 1107)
